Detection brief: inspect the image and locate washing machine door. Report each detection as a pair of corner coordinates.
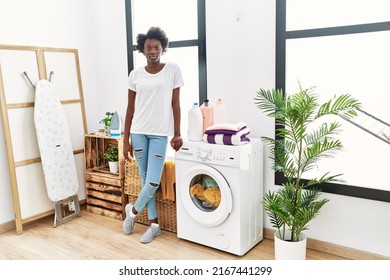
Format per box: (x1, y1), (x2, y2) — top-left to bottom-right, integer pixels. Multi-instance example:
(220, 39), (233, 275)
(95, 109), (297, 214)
(180, 164), (232, 227)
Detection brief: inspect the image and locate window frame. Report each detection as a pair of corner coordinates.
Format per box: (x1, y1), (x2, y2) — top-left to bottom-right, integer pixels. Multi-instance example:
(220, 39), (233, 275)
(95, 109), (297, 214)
(124, 0), (207, 102)
(276, 0), (390, 202)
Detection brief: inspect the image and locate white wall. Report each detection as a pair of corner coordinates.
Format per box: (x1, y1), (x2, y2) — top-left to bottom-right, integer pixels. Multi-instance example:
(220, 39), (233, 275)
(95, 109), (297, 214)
(0, 0), (389, 258)
(0, 0), (126, 224)
(205, 0), (390, 258)
(89, 0), (129, 131)
(205, 0), (276, 231)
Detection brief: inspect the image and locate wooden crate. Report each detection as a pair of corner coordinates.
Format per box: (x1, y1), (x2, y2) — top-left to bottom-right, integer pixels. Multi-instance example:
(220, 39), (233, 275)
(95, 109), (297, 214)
(86, 181), (126, 220)
(84, 134), (128, 220)
(84, 134), (125, 179)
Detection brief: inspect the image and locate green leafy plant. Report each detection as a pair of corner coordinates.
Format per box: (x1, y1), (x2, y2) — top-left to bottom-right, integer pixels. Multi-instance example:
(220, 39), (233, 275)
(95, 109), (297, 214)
(254, 83), (361, 242)
(104, 146), (118, 162)
(100, 112), (114, 128)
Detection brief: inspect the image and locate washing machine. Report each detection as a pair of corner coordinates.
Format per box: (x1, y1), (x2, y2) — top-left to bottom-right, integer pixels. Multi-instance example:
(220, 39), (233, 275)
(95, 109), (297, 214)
(175, 139), (264, 256)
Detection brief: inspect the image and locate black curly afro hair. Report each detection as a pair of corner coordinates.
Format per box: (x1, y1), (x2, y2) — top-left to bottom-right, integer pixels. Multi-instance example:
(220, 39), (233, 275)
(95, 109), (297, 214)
(136, 27), (169, 54)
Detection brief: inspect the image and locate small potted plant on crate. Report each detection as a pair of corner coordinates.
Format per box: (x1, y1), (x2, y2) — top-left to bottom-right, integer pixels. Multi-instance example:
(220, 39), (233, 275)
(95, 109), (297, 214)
(104, 146), (119, 173)
(100, 112), (114, 135)
(254, 82), (360, 259)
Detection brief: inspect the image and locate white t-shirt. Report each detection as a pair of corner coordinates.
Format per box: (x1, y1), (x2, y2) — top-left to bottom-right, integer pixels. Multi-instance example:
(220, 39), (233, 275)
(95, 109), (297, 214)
(127, 62), (184, 136)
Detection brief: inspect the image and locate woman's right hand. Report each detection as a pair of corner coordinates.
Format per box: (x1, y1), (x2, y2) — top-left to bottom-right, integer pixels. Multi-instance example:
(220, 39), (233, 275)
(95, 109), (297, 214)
(123, 139), (134, 161)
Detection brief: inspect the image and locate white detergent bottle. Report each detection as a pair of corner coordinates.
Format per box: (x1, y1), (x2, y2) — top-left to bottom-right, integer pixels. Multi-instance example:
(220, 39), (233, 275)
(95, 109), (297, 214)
(187, 102), (203, 141)
(200, 99), (214, 133)
(214, 98), (229, 124)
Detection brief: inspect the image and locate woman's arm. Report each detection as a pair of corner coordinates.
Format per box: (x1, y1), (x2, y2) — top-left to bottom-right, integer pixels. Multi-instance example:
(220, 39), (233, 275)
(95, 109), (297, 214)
(170, 87), (183, 151)
(123, 89), (136, 159)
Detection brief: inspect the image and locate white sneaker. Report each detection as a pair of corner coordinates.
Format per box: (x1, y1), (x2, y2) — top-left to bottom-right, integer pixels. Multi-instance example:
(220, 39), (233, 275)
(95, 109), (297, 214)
(123, 204), (135, 235)
(140, 224), (161, 243)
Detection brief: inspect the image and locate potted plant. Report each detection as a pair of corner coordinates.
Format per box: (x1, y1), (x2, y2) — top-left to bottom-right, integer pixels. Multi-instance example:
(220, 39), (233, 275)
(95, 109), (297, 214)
(104, 146), (119, 173)
(100, 112), (114, 135)
(254, 82), (361, 259)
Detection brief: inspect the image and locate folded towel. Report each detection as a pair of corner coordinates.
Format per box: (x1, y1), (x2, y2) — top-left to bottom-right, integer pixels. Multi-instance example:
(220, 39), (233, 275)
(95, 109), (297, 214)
(160, 160), (176, 201)
(205, 122), (247, 134)
(203, 127), (251, 145)
(205, 125), (248, 136)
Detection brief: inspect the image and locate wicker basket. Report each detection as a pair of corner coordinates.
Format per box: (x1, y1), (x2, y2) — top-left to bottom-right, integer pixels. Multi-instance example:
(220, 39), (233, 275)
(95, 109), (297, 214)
(124, 159), (177, 233)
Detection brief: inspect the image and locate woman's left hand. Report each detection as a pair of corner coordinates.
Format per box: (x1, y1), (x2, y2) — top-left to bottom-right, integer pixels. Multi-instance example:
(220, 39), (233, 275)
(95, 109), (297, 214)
(170, 135), (183, 151)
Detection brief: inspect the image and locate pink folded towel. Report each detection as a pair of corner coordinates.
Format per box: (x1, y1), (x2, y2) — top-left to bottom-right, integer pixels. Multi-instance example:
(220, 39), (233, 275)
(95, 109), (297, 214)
(205, 122), (247, 134)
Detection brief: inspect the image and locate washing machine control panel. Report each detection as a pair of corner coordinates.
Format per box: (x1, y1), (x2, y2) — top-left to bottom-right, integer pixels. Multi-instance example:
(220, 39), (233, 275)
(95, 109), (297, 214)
(196, 148), (240, 167)
(199, 150), (209, 160)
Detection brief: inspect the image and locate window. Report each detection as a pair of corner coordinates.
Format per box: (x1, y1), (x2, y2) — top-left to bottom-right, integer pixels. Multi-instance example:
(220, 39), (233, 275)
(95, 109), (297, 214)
(277, 0), (390, 202)
(125, 0), (206, 158)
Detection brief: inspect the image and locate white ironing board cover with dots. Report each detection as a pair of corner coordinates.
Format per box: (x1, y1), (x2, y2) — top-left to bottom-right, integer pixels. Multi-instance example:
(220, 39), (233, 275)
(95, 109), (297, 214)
(34, 79), (79, 202)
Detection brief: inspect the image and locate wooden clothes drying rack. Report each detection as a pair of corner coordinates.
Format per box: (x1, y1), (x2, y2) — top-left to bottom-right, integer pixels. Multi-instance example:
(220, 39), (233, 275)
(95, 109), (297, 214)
(339, 108), (390, 145)
(0, 45), (88, 234)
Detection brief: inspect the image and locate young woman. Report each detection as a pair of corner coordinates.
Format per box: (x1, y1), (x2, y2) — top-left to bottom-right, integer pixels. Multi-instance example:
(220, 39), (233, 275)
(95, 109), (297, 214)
(122, 27), (184, 243)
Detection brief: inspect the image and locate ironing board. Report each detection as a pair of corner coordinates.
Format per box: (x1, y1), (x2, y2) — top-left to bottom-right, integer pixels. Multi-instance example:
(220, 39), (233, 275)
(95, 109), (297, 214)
(34, 79), (80, 227)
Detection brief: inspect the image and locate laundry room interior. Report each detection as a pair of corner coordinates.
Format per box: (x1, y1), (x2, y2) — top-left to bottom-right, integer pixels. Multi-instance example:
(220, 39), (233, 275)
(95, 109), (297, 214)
(1, 0), (390, 262)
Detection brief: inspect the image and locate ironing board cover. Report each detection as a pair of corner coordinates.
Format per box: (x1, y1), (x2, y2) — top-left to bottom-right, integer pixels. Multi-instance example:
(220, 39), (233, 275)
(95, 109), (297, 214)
(33, 79), (79, 202)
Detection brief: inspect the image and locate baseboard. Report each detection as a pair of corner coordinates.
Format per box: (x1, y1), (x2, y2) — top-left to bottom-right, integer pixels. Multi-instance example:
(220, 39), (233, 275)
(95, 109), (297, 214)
(0, 220), (16, 234)
(264, 228), (389, 260)
(0, 199), (86, 234)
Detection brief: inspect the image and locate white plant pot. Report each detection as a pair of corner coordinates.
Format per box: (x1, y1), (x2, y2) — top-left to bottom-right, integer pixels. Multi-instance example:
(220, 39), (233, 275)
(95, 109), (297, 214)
(274, 230), (307, 260)
(108, 161), (119, 173)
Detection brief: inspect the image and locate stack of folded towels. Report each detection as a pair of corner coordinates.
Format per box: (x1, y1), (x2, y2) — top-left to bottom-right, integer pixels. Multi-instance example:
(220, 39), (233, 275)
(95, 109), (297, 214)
(203, 122), (250, 145)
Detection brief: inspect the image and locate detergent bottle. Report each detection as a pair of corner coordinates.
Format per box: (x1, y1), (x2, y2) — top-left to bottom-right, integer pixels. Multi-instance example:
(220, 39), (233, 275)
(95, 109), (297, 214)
(200, 99), (214, 134)
(214, 98), (229, 124)
(187, 102), (203, 141)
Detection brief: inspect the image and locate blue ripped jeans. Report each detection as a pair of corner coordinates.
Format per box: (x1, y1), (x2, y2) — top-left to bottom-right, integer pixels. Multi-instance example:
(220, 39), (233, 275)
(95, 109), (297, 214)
(131, 134), (167, 221)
